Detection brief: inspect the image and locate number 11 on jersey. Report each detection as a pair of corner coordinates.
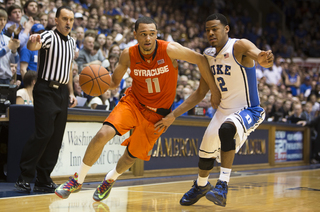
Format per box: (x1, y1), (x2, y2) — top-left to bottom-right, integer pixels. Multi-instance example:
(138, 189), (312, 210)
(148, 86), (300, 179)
(145, 78), (161, 93)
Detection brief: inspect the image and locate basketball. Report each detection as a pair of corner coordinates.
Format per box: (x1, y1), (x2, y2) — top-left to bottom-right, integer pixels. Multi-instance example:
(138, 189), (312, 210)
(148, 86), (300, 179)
(79, 65), (111, 96)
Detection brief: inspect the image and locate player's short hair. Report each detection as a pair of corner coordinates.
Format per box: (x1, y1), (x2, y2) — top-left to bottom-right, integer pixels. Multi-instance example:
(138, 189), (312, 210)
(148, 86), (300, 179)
(206, 13), (228, 26)
(56, 6), (73, 18)
(135, 16), (157, 32)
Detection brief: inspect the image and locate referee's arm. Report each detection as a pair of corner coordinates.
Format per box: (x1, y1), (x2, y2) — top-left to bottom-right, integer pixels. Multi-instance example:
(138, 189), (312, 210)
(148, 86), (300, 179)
(68, 66), (77, 108)
(27, 34), (42, 51)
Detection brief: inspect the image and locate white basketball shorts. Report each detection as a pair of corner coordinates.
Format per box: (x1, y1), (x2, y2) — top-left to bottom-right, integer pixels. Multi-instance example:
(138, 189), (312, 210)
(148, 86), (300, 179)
(199, 106), (265, 163)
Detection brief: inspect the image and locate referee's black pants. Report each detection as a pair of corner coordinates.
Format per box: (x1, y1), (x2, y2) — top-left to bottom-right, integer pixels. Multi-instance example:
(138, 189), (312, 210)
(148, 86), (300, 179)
(19, 79), (69, 183)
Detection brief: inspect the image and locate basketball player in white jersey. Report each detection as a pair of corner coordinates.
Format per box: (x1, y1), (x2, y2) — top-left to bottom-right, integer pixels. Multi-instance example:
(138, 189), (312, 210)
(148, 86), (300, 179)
(155, 13), (274, 207)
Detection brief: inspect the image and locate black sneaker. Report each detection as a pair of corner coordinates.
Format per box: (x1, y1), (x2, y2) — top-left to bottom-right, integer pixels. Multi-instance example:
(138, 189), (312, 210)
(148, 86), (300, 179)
(180, 180), (213, 206)
(15, 179), (31, 193)
(206, 180), (228, 207)
(33, 181), (58, 193)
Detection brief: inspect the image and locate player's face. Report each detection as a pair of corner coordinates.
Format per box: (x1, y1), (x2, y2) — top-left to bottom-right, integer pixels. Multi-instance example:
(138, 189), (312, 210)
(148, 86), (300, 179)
(134, 23), (157, 54)
(205, 19), (229, 48)
(55, 9), (74, 36)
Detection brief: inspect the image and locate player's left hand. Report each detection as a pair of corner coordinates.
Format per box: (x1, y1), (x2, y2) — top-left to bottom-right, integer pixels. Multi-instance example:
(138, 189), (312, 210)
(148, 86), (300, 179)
(69, 94), (77, 108)
(154, 112), (176, 133)
(257, 50), (274, 68)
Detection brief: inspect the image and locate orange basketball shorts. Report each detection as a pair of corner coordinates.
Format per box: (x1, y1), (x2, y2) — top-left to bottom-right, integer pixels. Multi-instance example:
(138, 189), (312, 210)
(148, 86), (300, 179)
(104, 90), (165, 161)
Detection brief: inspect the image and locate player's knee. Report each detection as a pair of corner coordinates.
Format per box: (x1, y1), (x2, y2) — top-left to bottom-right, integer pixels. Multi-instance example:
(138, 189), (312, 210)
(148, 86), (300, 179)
(198, 157), (215, 170)
(219, 122), (236, 151)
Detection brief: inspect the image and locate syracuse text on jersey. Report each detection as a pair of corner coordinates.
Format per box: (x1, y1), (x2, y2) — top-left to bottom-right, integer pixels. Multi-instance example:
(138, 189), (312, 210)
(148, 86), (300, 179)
(133, 65), (170, 77)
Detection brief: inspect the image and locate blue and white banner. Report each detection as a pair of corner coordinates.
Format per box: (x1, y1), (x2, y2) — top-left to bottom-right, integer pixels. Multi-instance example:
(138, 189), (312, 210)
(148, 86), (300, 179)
(275, 131), (303, 162)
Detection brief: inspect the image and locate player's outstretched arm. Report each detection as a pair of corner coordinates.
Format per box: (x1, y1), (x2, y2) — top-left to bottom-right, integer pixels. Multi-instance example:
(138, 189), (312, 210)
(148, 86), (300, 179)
(109, 48), (130, 89)
(235, 38), (274, 68)
(166, 42), (220, 102)
(154, 77), (209, 132)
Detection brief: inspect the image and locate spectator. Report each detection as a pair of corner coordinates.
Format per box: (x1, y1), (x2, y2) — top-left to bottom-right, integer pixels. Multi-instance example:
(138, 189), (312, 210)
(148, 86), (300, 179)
(88, 89), (116, 110)
(96, 33), (107, 58)
(107, 53), (119, 74)
(20, 0), (38, 25)
(284, 62), (301, 96)
(287, 103), (307, 124)
(73, 74), (91, 106)
(16, 70), (37, 104)
(0, 8), (20, 84)
(172, 87), (192, 116)
(45, 11), (56, 30)
(109, 44), (121, 57)
(302, 101), (316, 122)
(76, 35), (104, 70)
(5, 4), (33, 49)
(269, 98), (285, 122)
(307, 93), (320, 116)
(75, 26), (85, 49)
(97, 15), (108, 36)
(20, 23), (45, 79)
(73, 12), (84, 30)
(38, 12), (48, 28)
(300, 76), (312, 100)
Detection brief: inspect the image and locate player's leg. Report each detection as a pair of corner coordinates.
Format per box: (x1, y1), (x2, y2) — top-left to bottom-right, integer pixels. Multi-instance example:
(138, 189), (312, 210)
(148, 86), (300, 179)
(93, 148), (137, 201)
(206, 121), (236, 207)
(55, 124), (116, 199)
(180, 158), (215, 206)
(206, 106), (265, 207)
(180, 110), (223, 206)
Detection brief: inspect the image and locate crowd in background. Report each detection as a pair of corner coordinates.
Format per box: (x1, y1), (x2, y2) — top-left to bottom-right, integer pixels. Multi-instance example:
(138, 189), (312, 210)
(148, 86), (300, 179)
(1, 1), (320, 129)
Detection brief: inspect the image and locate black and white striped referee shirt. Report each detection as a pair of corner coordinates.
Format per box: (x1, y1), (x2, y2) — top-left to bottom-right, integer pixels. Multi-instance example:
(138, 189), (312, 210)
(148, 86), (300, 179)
(37, 29), (76, 84)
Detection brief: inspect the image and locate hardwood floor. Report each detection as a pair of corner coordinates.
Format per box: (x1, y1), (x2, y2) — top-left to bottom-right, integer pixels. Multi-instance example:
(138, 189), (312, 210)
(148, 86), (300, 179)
(1, 169), (319, 212)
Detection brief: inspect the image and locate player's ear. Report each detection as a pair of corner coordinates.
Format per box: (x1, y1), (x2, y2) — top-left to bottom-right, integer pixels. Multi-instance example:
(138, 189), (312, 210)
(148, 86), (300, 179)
(133, 31), (137, 39)
(225, 25), (229, 34)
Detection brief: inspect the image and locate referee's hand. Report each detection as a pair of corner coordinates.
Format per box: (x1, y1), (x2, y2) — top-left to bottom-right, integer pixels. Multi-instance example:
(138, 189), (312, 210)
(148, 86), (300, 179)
(69, 94), (77, 108)
(29, 34), (41, 44)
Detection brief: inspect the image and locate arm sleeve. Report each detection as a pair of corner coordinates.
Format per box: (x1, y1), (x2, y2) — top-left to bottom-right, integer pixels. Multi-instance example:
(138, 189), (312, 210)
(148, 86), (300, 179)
(0, 46), (9, 57)
(40, 31), (52, 49)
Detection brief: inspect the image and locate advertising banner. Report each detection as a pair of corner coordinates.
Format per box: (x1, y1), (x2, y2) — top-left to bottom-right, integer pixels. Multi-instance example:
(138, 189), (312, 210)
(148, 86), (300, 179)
(275, 131), (303, 162)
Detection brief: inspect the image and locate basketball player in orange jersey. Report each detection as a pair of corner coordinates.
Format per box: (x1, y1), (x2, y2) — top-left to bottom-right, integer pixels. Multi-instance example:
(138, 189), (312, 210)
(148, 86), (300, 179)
(55, 16), (220, 201)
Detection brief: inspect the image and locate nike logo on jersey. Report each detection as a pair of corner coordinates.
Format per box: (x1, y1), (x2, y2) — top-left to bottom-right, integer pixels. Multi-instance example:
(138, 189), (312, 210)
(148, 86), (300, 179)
(133, 65), (169, 77)
(210, 65), (231, 75)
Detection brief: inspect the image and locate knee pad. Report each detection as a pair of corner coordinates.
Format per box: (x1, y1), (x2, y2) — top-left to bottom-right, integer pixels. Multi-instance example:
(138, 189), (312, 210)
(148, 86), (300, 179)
(219, 122), (236, 151)
(198, 157), (215, 170)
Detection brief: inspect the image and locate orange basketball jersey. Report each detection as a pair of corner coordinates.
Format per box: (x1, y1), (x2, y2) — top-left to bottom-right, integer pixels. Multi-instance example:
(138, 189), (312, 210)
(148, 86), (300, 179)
(129, 40), (178, 109)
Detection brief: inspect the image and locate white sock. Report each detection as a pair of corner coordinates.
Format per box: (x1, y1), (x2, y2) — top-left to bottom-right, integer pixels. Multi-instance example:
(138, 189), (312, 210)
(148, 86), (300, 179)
(197, 175), (209, 187)
(219, 167), (231, 183)
(77, 162), (91, 184)
(105, 167), (121, 181)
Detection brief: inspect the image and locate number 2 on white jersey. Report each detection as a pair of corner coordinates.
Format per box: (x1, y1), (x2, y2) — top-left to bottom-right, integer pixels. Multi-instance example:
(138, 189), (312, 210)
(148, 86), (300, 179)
(145, 78), (161, 93)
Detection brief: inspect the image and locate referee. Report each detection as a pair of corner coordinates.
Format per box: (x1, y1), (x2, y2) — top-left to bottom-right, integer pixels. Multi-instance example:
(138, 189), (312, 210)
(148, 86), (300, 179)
(15, 6), (77, 193)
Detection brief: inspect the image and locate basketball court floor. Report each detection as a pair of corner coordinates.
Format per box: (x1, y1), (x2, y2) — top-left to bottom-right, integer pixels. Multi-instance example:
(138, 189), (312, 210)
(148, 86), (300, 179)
(0, 165), (320, 212)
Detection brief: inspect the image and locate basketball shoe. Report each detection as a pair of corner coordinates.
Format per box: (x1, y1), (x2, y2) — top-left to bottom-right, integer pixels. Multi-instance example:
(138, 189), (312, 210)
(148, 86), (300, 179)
(180, 180), (213, 206)
(55, 172), (82, 199)
(206, 180), (228, 207)
(93, 179), (115, 201)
